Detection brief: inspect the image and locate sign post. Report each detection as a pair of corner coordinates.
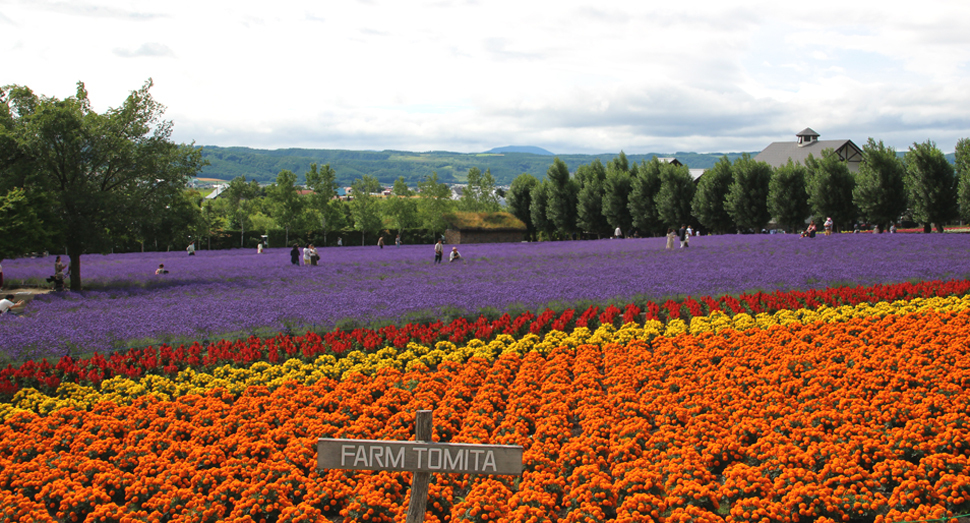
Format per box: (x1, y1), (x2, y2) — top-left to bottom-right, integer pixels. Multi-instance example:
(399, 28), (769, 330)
(405, 410), (433, 523)
(317, 410), (523, 523)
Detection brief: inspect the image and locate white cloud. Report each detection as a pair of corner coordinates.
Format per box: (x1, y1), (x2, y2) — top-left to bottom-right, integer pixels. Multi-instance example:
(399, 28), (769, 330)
(3, 0), (970, 153)
(113, 42), (174, 58)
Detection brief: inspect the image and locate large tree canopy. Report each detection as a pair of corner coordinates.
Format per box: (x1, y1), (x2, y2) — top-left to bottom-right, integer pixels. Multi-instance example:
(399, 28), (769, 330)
(507, 173), (538, 241)
(0, 80), (206, 289)
(805, 149), (857, 232)
(724, 154), (772, 232)
(768, 160), (810, 233)
(853, 138), (907, 232)
(905, 140), (957, 233)
(575, 159), (610, 236)
(691, 156), (735, 235)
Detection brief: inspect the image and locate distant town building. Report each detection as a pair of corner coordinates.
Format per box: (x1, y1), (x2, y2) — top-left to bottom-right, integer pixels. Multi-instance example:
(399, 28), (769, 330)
(755, 128), (862, 172)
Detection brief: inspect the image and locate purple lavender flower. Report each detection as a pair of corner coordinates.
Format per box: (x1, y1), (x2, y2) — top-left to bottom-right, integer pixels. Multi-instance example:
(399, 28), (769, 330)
(2, 233), (968, 361)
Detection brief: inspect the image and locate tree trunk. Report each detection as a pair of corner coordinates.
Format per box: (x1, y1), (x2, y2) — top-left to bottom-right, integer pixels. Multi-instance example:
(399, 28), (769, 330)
(936, 223), (946, 233)
(923, 223), (932, 233)
(67, 244), (82, 291)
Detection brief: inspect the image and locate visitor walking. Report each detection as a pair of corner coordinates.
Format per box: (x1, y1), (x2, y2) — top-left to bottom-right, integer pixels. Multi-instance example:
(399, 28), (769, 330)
(309, 245), (319, 266)
(303, 244), (311, 266)
(290, 244), (300, 265)
(186, 242), (196, 256)
(378, 236), (384, 249)
(395, 235), (401, 247)
(665, 228), (677, 250)
(434, 240), (443, 264)
(678, 225), (688, 248)
(824, 217), (833, 235)
(615, 226), (622, 239)
(337, 237), (343, 246)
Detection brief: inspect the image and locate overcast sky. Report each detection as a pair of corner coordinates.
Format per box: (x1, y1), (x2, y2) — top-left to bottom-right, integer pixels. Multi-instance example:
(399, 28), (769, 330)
(3, 0), (970, 154)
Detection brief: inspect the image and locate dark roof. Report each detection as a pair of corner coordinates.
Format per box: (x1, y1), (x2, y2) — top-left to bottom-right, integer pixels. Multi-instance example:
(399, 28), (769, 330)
(796, 127), (820, 138)
(754, 139), (863, 171)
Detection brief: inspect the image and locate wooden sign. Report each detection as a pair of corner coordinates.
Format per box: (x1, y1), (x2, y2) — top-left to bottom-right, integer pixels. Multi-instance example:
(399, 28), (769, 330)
(316, 410), (523, 523)
(317, 439), (523, 475)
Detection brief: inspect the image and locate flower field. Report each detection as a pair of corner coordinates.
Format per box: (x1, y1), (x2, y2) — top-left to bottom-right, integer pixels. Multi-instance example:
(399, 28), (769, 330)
(3, 273), (970, 522)
(4, 233), (970, 362)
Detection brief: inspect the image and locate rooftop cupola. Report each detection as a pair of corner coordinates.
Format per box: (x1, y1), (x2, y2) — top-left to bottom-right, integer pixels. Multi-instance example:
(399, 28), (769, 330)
(796, 127), (820, 146)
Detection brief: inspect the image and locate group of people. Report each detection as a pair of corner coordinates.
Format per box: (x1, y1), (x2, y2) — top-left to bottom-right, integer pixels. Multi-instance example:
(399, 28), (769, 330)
(801, 218), (834, 238)
(665, 225), (694, 250)
(292, 244), (320, 266)
(433, 239), (462, 263)
(377, 234), (403, 249)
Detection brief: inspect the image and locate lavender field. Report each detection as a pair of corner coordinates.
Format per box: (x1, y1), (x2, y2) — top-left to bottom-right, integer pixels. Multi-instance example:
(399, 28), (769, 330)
(2, 233), (969, 362)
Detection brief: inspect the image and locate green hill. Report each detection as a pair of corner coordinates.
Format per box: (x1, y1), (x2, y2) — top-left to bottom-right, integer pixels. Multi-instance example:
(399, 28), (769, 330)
(196, 146), (756, 186)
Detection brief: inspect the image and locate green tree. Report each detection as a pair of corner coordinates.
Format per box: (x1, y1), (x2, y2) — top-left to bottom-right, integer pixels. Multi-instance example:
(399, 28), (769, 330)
(0, 80), (206, 289)
(350, 175), (383, 245)
(805, 149), (856, 232)
(628, 158), (664, 236)
(544, 158), (578, 238)
(136, 188), (205, 251)
(417, 171), (453, 239)
(691, 156), (735, 234)
(853, 138), (907, 232)
(905, 140), (958, 233)
(384, 176), (419, 234)
(507, 173), (538, 241)
(529, 180), (553, 240)
(654, 162), (695, 229)
(266, 169), (304, 245)
(0, 187), (48, 259)
(224, 175), (261, 247)
(602, 165), (633, 237)
(768, 160), (810, 233)
(459, 167), (500, 213)
(575, 159), (610, 236)
(608, 150), (630, 173)
(724, 154), (772, 232)
(304, 162), (343, 246)
(955, 138), (970, 223)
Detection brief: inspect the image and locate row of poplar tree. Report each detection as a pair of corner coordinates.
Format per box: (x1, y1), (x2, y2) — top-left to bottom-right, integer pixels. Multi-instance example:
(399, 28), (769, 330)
(504, 139), (970, 239)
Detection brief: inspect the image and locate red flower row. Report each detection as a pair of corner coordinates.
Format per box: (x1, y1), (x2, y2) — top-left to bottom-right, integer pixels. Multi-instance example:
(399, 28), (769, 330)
(2, 278), (969, 402)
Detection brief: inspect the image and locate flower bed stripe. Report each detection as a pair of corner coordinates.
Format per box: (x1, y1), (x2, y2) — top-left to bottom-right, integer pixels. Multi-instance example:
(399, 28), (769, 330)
(6, 292), (970, 419)
(2, 305), (970, 522)
(4, 279), (970, 403)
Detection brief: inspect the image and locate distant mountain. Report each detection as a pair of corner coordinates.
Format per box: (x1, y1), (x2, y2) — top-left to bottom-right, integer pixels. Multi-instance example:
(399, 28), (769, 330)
(485, 145), (555, 156)
(195, 145), (755, 186)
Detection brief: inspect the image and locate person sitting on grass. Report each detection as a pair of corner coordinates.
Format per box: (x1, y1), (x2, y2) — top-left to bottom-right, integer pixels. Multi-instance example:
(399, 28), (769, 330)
(155, 264), (169, 275)
(449, 246), (463, 263)
(0, 295), (24, 316)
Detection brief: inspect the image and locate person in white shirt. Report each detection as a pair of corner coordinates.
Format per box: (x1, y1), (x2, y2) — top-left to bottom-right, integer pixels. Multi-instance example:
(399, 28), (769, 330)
(614, 227), (622, 239)
(0, 295), (24, 316)
(434, 240), (444, 264)
(303, 244), (311, 266)
(186, 242), (196, 256)
(449, 247), (463, 263)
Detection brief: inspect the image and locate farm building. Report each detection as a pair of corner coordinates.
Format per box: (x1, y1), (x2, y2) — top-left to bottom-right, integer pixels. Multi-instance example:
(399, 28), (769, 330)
(443, 212), (527, 244)
(755, 128), (863, 172)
